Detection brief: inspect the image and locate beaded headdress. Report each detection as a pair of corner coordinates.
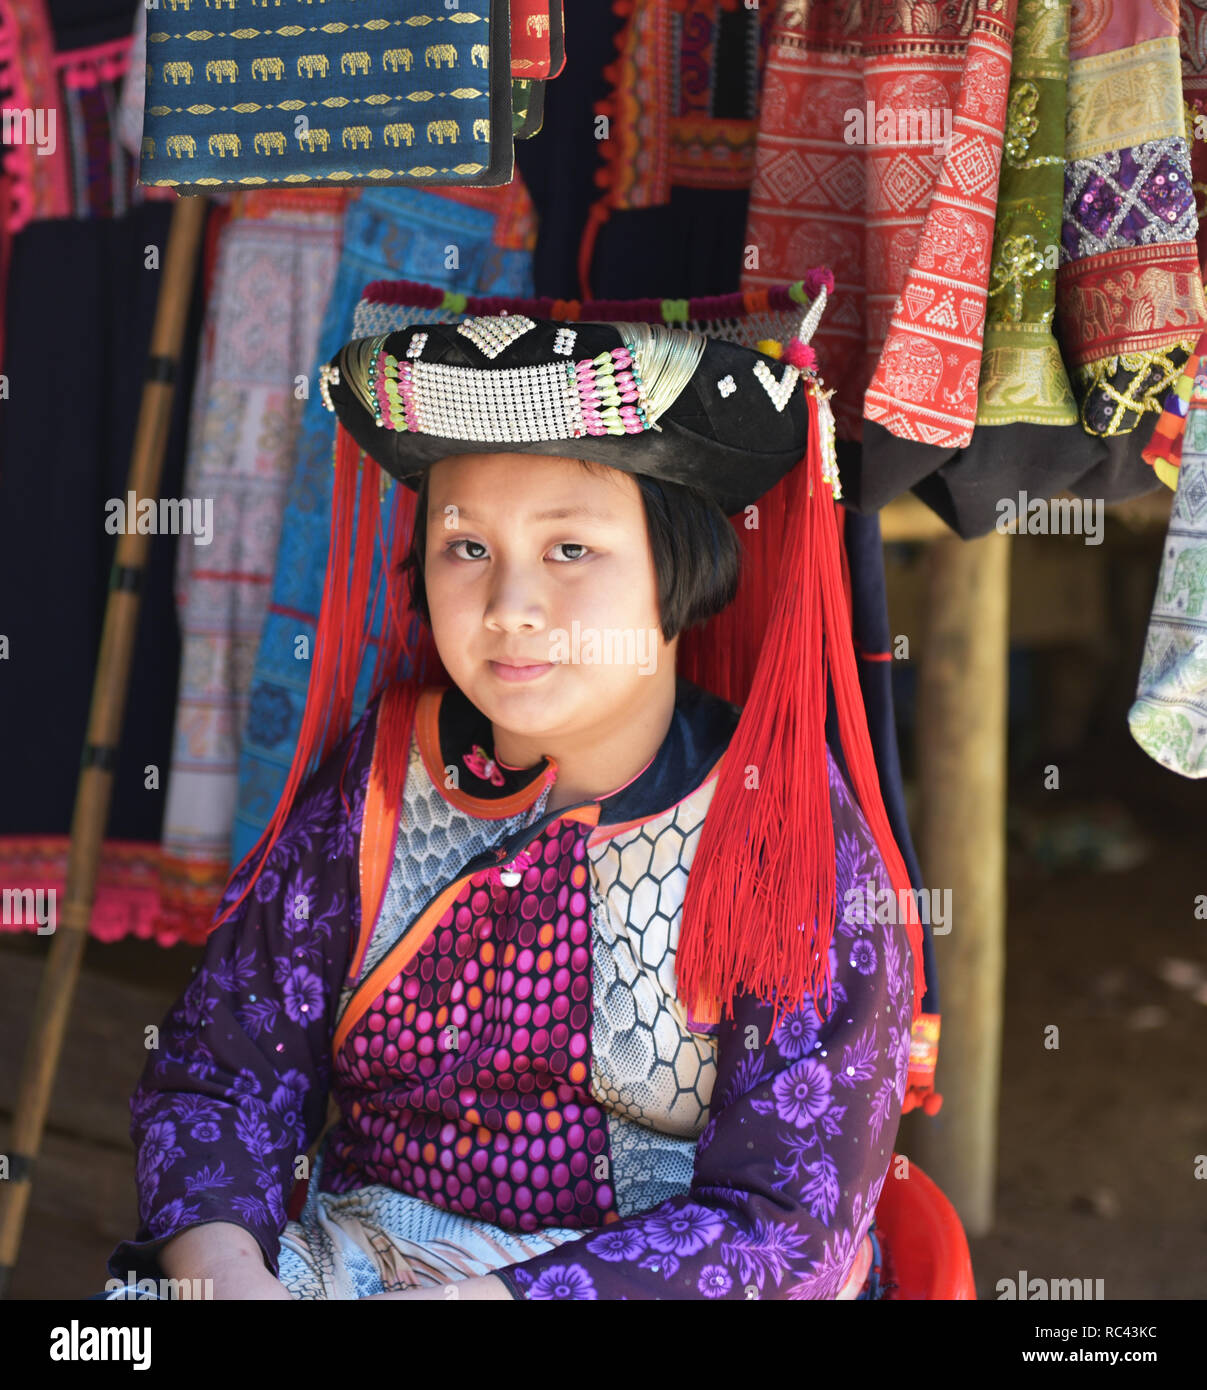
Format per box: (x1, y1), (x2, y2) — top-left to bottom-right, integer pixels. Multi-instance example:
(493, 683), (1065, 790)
(218, 274), (927, 1071)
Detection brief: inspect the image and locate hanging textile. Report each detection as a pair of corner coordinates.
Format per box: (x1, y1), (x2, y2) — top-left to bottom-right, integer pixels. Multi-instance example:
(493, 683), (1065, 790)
(1129, 362), (1207, 775)
(1055, 0), (1204, 439)
(229, 179), (537, 875)
(156, 190), (349, 944)
(743, 0), (1016, 446)
(976, 0), (1077, 429)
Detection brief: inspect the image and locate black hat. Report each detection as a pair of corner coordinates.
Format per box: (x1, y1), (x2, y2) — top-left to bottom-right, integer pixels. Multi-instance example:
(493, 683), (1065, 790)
(320, 313), (825, 515)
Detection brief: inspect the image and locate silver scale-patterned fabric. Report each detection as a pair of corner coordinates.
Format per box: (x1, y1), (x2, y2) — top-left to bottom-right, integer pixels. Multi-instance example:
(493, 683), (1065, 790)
(336, 733), (552, 1022)
(586, 777), (721, 1216)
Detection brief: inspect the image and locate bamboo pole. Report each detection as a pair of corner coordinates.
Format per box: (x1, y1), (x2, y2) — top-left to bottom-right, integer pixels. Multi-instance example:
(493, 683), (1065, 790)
(903, 529), (1011, 1237)
(0, 193), (209, 1298)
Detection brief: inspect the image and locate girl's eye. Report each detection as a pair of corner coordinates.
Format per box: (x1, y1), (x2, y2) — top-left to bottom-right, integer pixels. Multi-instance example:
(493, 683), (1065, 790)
(448, 539), (488, 561)
(549, 543), (589, 562)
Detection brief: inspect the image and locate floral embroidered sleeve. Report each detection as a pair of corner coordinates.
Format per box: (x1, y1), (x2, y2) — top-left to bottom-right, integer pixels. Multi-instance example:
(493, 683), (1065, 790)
(498, 750), (916, 1300)
(106, 697), (382, 1283)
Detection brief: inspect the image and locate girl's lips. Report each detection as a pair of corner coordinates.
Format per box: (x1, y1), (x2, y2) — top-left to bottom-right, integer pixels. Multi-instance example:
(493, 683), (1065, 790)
(489, 660), (555, 683)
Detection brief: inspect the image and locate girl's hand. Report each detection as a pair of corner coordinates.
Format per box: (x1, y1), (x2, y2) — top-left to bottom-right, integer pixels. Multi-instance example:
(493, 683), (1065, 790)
(361, 1274), (513, 1301)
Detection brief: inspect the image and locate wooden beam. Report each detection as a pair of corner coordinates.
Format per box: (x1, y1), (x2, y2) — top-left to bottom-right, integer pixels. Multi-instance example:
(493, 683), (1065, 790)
(905, 529), (1011, 1237)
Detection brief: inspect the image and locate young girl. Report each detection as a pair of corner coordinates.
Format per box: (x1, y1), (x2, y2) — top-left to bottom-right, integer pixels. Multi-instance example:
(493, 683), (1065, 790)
(108, 307), (925, 1300)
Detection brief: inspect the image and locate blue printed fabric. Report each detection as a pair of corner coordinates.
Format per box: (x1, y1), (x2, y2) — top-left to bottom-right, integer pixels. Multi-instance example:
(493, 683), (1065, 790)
(141, 1), (503, 190)
(230, 185), (533, 864)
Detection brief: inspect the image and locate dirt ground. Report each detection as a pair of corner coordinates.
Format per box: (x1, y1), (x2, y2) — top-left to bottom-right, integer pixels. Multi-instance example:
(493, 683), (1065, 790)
(1, 658), (1202, 1300)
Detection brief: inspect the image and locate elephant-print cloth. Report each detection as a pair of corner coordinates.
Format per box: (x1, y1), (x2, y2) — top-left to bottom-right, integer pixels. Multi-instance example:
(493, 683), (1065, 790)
(109, 676), (915, 1299)
(1130, 376), (1207, 776)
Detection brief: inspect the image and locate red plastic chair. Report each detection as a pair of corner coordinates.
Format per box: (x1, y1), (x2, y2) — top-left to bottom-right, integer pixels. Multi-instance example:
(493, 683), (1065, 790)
(873, 1157), (976, 1299)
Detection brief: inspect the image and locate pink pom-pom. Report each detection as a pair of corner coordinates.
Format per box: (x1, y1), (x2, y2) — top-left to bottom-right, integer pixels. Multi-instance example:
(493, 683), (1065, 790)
(802, 267), (835, 299)
(783, 338), (817, 371)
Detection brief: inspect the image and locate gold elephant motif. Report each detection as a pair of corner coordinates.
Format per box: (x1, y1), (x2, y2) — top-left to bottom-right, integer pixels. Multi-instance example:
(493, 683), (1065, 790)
(526, 13), (549, 35)
(298, 127), (331, 152)
(384, 122), (416, 147)
(472, 117), (489, 141)
(383, 48), (414, 73)
(341, 124), (372, 149)
(165, 134), (197, 158)
(141, 136), (156, 159)
(253, 130), (287, 154)
(205, 58), (238, 84)
(470, 43), (488, 68)
(208, 132), (241, 157)
(426, 118), (459, 144)
(164, 0), (192, 9)
(424, 43), (457, 68)
(249, 0), (283, 6)
(205, 0), (236, 9)
(251, 56), (284, 81)
(162, 60), (194, 85)
(298, 53), (331, 78)
(340, 51), (371, 76)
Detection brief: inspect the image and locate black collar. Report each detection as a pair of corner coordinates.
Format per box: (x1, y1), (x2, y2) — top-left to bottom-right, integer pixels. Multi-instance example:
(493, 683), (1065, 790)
(437, 677), (740, 822)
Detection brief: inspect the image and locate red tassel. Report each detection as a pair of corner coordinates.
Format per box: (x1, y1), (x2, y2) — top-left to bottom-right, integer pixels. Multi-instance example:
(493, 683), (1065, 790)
(677, 384), (927, 1035)
(210, 425), (443, 932)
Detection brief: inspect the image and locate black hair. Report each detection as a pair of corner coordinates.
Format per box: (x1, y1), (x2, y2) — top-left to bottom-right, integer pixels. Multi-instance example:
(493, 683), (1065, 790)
(399, 457), (741, 642)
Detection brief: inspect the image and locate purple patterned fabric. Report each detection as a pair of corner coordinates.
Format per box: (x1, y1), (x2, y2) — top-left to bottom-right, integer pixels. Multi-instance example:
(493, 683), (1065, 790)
(109, 681), (913, 1300)
(109, 695), (379, 1280)
(497, 753), (914, 1301)
(1062, 139), (1198, 262)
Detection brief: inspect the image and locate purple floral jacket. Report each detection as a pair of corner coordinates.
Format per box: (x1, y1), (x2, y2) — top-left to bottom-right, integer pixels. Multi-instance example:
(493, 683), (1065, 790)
(110, 677), (915, 1299)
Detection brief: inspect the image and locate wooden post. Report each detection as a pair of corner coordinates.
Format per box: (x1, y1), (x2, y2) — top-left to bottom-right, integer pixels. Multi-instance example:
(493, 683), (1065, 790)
(904, 529), (1011, 1238)
(0, 194), (209, 1298)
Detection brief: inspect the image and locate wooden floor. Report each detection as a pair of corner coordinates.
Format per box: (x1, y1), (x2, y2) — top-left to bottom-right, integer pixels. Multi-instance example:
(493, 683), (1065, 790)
(0, 933), (196, 1300)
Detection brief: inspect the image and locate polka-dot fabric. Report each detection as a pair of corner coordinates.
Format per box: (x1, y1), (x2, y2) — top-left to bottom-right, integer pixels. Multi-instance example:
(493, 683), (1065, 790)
(325, 818), (619, 1232)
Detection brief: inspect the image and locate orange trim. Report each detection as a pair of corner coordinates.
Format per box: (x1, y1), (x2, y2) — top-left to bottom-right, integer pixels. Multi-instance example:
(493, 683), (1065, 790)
(334, 803), (601, 1053)
(415, 687), (555, 819)
(349, 692), (404, 989)
(586, 751), (726, 848)
(334, 875), (471, 1056)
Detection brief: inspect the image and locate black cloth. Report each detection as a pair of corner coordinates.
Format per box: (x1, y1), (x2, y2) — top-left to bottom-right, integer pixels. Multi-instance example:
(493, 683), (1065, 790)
(0, 201), (206, 839)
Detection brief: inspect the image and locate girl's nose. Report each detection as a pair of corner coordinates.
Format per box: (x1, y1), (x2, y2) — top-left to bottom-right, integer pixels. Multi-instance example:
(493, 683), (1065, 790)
(483, 565), (547, 634)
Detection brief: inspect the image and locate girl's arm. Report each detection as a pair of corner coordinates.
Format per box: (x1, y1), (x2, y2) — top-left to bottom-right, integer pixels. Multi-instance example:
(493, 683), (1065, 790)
(106, 696), (382, 1290)
(159, 1222), (292, 1300)
(496, 750), (916, 1300)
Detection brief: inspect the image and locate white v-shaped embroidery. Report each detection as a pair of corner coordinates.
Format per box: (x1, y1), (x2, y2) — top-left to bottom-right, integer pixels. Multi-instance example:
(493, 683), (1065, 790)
(753, 359), (800, 412)
(456, 314), (537, 359)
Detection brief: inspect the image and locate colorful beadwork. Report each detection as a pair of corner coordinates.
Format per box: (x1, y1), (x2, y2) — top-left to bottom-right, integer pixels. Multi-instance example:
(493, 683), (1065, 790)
(553, 327), (577, 356)
(371, 343), (651, 441)
(406, 332), (428, 359)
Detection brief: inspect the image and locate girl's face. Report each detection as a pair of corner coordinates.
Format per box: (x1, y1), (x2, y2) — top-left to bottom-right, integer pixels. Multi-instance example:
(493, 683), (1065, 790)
(423, 452), (674, 742)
